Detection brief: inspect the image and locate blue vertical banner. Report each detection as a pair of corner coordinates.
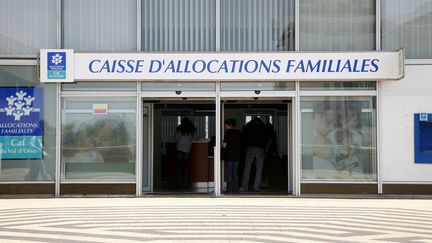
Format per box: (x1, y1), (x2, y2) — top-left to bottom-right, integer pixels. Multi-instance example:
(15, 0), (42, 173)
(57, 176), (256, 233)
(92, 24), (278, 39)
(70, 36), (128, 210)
(0, 88), (43, 159)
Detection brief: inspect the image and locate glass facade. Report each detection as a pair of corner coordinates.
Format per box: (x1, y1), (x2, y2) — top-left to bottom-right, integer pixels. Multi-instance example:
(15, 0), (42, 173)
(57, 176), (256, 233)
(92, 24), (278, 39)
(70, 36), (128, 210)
(300, 82), (376, 91)
(221, 0), (295, 51)
(61, 97), (136, 180)
(2, 0), (423, 194)
(62, 82), (137, 91)
(0, 0), (56, 56)
(382, 0), (432, 59)
(0, 66), (56, 181)
(300, 0), (375, 51)
(2, 0), (432, 59)
(141, 0), (216, 52)
(221, 82), (295, 91)
(142, 82), (215, 92)
(301, 97), (377, 180)
(63, 0), (137, 51)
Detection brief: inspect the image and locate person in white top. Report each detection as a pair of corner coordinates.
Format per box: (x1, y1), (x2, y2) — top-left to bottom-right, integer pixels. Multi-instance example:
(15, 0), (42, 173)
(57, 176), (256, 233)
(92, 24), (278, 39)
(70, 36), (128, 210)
(174, 118), (197, 189)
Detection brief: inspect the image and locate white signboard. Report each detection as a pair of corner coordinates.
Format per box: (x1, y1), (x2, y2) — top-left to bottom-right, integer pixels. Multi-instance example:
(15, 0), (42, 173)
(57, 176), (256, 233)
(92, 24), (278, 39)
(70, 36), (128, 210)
(40, 49), (74, 83)
(41, 49), (404, 82)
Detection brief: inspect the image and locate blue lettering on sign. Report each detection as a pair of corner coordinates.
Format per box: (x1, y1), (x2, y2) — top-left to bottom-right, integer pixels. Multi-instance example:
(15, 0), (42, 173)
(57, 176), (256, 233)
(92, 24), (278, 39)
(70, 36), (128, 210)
(286, 59), (380, 73)
(370, 59), (379, 72)
(306, 60), (321, 72)
(87, 58), (381, 74)
(47, 52), (66, 79)
(89, 60), (101, 73)
(149, 60), (162, 73)
(89, 59), (145, 73)
(0, 88), (43, 159)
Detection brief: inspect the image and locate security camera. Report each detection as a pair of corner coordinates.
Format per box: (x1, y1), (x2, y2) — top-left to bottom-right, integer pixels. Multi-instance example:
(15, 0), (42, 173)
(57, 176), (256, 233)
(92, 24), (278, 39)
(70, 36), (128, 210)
(254, 90), (261, 95)
(175, 91), (182, 95)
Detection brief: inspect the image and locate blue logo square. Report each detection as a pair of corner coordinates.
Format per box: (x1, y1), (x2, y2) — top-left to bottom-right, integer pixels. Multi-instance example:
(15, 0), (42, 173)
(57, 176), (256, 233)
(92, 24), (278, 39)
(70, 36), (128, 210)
(47, 52), (66, 79)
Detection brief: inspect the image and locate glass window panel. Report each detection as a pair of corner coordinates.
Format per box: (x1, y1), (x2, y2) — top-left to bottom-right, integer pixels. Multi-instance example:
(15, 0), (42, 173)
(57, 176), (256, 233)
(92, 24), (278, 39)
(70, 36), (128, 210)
(142, 82), (215, 92)
(62, 82), (137, 91)
(0, 66), (39, 86)
(382, 0), (432, 59)
(63, 0), (137, 51)
(0, 0), (56, 57)
(0, 66), (56, 181)
(62, 97), (136, 180)
(300, 82), (376, 91)
(300, 0), (375, 51)
(221, 0), (295, 51)
(142, 0), (216, 52)
(221, 82), (295, 91)
(301, 97), (377, 180)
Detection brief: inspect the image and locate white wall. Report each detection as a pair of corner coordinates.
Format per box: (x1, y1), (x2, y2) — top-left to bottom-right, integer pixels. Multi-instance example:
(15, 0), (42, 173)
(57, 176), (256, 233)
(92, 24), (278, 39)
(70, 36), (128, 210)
(381, 65), (432, 183)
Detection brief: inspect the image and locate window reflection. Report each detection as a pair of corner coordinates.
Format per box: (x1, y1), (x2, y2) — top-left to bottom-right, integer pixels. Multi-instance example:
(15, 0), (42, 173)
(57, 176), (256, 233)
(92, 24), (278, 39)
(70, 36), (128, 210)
(141, 0), (216, 52)
(382, 0), (432, 59)
(61, 98), (136, 180)
(221, 0), (295, 51)
(63, 0), (137, 51)
(301, 97), (377, 180)
(300, 0), (375, 51)
(0, 66), (56, 181)
(0, 0), (56, 56)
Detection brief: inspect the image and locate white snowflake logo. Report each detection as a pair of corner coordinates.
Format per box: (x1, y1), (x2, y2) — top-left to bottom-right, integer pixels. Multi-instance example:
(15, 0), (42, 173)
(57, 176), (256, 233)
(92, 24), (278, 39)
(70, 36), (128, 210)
(51, 53), (63, 65)
(2, 90), (38, 121)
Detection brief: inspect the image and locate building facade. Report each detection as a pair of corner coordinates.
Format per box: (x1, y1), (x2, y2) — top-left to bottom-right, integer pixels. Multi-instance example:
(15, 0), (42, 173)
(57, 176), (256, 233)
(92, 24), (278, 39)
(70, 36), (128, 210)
(0, 0), (431, 196)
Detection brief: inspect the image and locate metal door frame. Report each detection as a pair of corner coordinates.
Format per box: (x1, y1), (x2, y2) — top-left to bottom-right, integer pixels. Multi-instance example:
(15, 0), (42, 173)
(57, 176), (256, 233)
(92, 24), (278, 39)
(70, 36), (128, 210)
(220, 91), (295, 196)
(140, 92), (218, 195)
(140, 103), (153, 194)
(139, 88), (298, 196)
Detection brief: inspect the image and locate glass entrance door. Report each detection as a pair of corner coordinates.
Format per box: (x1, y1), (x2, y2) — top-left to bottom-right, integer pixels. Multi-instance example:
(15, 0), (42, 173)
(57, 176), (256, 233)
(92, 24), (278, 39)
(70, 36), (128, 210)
(141, 82), (217, 194)
(142, 100), (216, 194)
(222, 101), (293, 194)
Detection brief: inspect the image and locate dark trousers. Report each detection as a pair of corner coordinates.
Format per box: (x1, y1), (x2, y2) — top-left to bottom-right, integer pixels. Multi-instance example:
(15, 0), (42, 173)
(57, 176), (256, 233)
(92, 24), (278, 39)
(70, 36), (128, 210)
(176, 150), (190, 188)
(225, 160), (239, 193)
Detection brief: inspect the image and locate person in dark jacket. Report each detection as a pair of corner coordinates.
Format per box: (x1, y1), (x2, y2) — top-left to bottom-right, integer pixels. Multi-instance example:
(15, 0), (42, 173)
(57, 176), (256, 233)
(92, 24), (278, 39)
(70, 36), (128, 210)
(222, 119), (242, 193)
(240, 117), (269, 192)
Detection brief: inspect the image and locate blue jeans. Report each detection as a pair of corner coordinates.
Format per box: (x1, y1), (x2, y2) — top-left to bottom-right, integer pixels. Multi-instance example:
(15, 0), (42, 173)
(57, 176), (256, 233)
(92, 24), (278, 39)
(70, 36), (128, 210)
(241, 146), (264, 191)
(225, 160), (239, 193)
(176, 150), (190, 188)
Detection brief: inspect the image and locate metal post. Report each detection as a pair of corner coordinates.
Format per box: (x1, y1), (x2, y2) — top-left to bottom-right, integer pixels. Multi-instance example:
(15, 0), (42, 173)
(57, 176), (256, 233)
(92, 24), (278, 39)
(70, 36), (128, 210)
(136, 82), (142, 196)
(295, 0), (300, 51)
(376, 0), (381, 51)
(55, 83), (61, 197)
(294, 81), (301, 196)
(136, 0), (141, 51)
(377, 81), (383, 194)
(56, 0), (62, 49)
(214, 82), (221, 196)
(216, 0), (221, 52)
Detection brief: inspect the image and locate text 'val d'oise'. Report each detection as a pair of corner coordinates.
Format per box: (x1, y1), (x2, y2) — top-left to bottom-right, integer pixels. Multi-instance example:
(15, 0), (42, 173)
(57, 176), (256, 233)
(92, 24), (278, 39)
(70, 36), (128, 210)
(88, 58), (380, 74)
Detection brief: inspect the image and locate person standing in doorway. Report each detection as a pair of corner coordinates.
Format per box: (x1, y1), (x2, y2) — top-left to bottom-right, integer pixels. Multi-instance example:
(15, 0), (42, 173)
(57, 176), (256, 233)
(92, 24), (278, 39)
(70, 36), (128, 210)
(222, 119), (242, 194)
(262, 122), (277, 188)
(175, 117), (197, 189)
(240, 117), (269, 192)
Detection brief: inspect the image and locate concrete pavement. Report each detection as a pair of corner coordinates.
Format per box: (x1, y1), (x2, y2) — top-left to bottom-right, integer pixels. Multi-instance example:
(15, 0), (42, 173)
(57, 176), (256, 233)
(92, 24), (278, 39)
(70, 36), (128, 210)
(0, 197), (431, 242)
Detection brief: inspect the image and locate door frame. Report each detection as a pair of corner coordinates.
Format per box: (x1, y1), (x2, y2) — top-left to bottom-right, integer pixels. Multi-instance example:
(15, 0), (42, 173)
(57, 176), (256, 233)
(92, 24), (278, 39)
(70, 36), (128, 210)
(140, 96), (218, 195)
(138, 87), (298, 196)
(140, 103), (153, 193)
(220, 91), (295, 195)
